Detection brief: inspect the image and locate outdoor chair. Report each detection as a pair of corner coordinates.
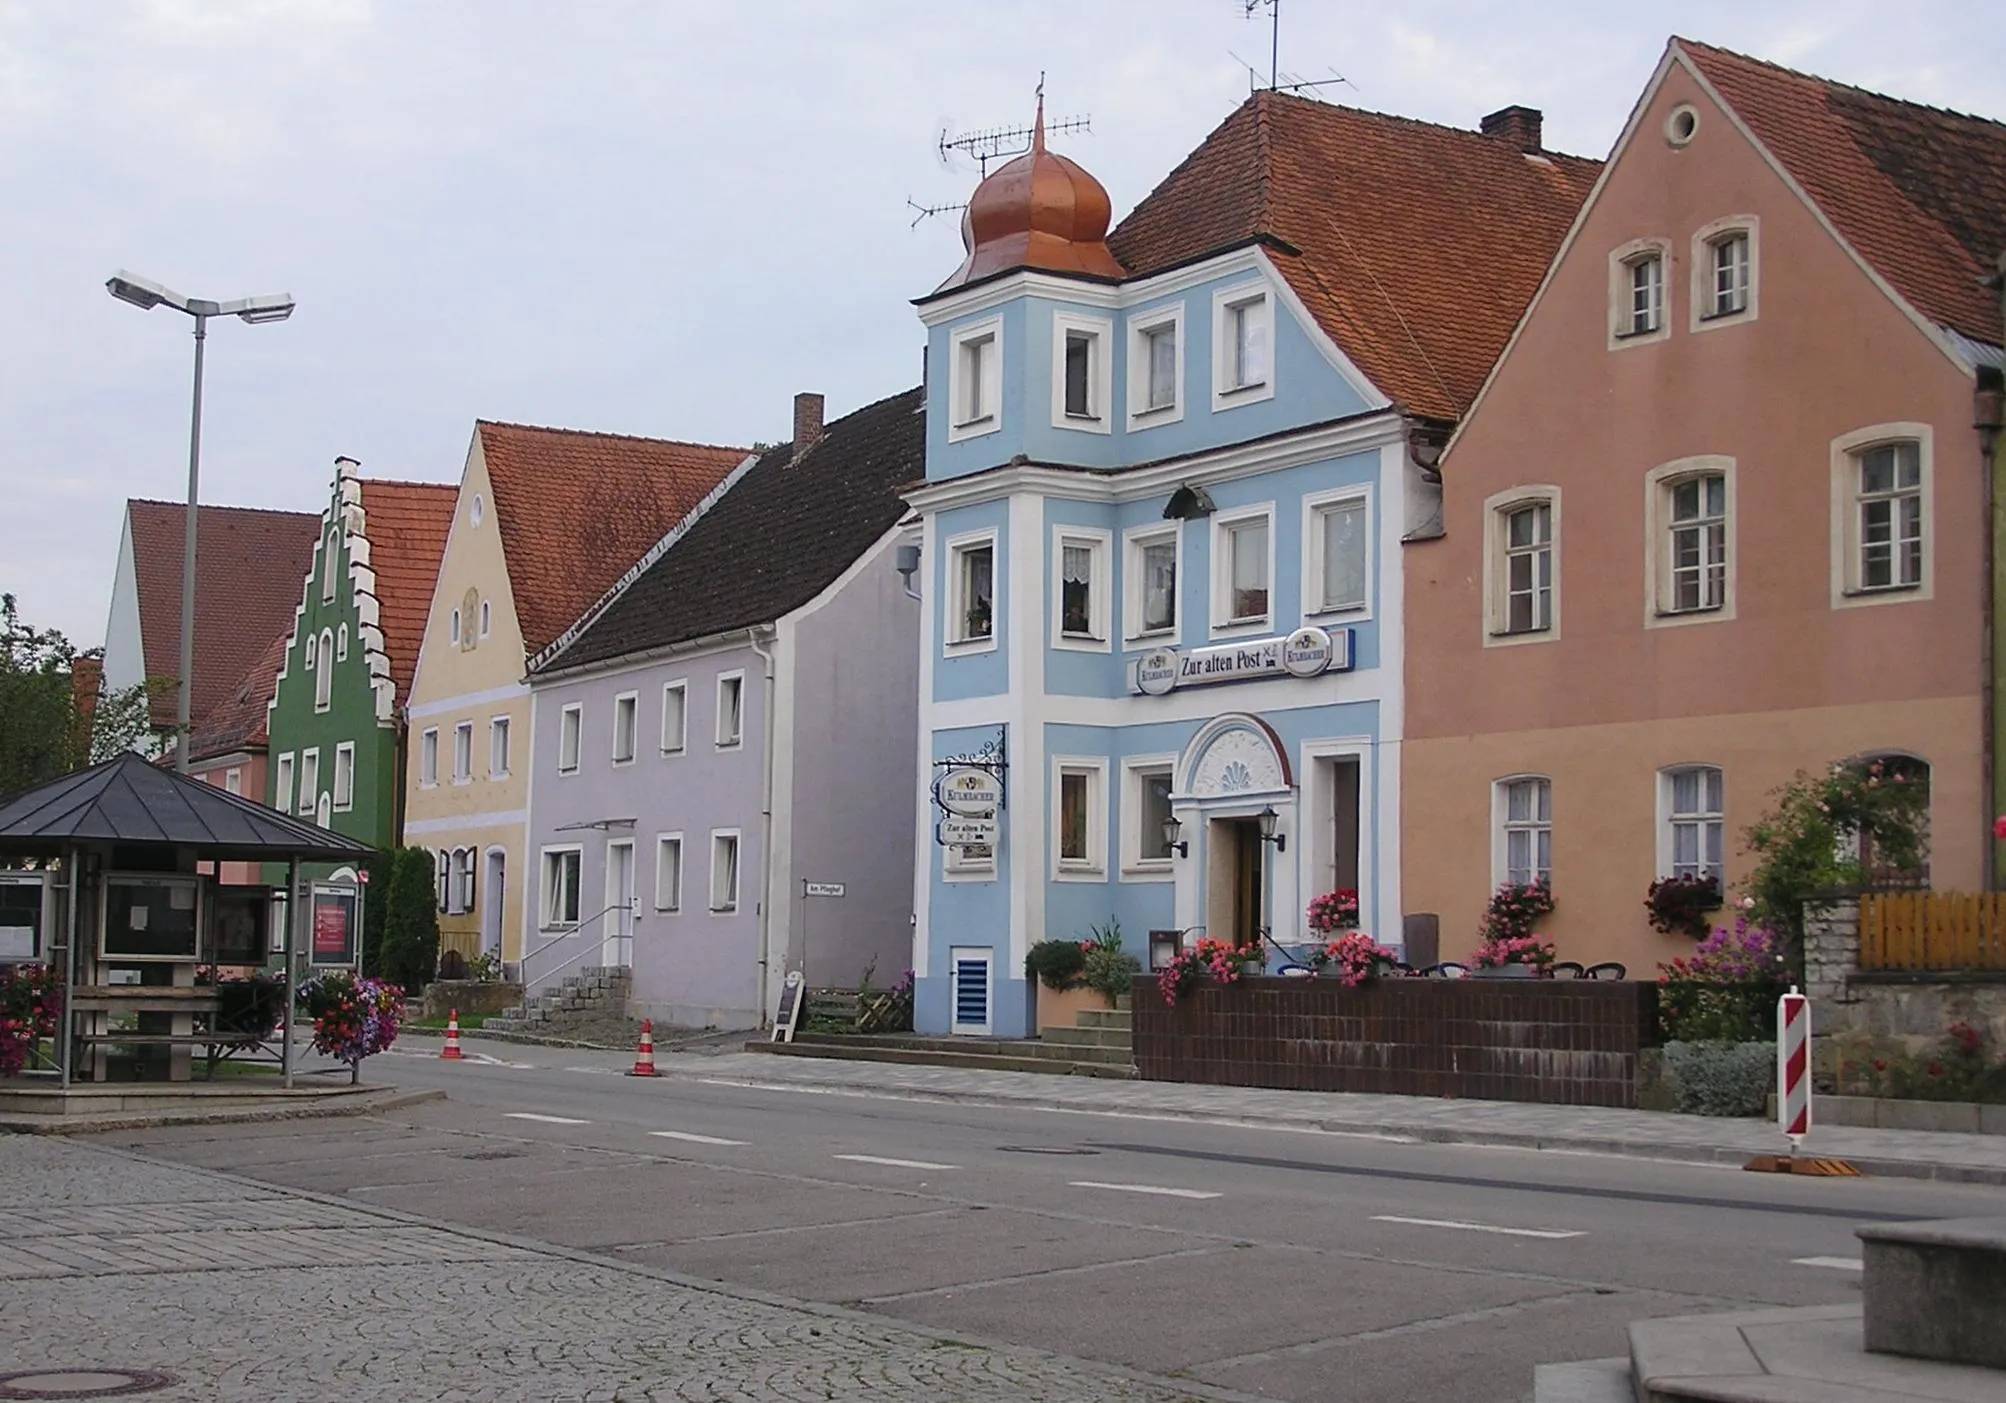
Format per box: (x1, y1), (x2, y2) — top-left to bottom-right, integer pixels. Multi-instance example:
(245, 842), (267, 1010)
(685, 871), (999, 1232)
(1549, 961), (1585, 979)
(1424, 962), (1468, 978)
(1582, 961), (1628, 980)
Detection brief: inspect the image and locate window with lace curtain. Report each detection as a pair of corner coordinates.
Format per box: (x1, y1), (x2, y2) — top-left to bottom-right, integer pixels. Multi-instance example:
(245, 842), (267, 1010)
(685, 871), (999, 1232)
(1125, 526), (1178, 639)
(1053, 530), (1109, 647)
(1661, 766), (1723, 879)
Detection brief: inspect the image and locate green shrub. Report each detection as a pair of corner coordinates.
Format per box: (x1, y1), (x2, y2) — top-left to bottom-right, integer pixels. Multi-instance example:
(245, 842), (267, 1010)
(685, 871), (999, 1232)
(377, 847), (441, 995)
(1662, 1040), (1774, 1117)
(1024, 939), (1087, 991)
(1082, 946), (1140, 1006)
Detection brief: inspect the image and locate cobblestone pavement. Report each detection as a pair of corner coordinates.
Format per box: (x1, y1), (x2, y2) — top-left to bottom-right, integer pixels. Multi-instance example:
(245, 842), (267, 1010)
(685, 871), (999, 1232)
(632, 1049), (2006, 1183)
(0, 1135), (1237, 1403)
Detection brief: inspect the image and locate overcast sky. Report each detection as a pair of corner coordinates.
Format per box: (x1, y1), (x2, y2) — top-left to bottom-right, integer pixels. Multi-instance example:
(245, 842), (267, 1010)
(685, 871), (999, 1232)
(3, 0), (1998, 648)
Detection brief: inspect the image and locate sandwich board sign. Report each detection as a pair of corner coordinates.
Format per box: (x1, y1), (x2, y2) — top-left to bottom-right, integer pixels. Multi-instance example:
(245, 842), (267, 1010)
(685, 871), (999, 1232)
(771, 969), (806, 1043)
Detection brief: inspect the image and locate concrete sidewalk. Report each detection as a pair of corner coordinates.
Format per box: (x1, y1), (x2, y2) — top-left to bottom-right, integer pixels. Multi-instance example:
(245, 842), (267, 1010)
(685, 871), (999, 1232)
(645, 1048), (2006, 1185)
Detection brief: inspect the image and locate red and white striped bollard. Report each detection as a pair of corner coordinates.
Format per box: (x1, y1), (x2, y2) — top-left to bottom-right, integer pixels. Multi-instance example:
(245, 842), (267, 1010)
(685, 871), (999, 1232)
(1777, 986), (1811, 1152)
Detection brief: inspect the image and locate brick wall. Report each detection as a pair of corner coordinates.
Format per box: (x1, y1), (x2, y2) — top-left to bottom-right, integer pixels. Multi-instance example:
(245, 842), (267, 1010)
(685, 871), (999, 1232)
(1131, 976), (1661, 1108)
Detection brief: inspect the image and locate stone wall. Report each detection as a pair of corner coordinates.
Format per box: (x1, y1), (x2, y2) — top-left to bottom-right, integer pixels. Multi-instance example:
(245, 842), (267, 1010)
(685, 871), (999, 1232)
(1803, 898), (2006, 1076)
(420, 980), (523, 1021)
(1130, 975), (1660, 1108)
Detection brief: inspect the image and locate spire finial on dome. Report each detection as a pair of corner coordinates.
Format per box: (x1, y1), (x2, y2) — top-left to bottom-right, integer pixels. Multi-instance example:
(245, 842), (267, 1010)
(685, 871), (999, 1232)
(1032, 71), (1046, 153)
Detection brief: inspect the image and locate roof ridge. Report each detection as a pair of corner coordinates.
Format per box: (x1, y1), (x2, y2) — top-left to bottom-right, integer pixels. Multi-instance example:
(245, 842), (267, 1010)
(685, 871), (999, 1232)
(1673, 36), (2006, 130)
(478, 419), (749, 454)
(1261, 87), (1604, 163)
(128, 498), (319, 519)
(357, 477), (459, 493)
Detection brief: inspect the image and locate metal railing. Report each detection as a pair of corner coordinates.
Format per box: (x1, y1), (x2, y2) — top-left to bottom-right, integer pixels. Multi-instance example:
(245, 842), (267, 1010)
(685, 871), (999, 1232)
(518, 901), (633, 992)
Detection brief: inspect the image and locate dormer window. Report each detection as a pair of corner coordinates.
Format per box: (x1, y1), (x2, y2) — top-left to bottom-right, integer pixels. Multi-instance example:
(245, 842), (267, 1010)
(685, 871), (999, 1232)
(1212, 286), (1274, 408)
(1227, 298), (1269, 388)
(948, 316), (1003, 442)
(1128, 305), (1185, 429)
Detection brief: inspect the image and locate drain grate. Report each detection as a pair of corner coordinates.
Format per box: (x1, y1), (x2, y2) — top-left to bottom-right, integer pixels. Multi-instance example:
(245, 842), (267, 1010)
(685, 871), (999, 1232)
(460, 1149), (528, 1161)
(0, 1370), (178, 1400)
(995, 1145), (1099, 1156)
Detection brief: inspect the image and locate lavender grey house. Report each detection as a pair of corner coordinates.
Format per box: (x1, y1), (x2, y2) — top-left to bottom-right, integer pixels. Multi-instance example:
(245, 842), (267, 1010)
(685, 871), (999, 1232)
(522, 389), (924, 1028)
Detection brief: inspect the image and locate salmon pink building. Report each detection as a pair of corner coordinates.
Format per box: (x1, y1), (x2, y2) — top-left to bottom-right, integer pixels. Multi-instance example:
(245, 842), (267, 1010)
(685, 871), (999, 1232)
(1403, 39), (2006, 976)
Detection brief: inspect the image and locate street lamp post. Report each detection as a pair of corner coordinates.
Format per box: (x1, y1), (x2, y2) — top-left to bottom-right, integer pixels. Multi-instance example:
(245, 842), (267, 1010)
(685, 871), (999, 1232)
(106, 271), (294, 770)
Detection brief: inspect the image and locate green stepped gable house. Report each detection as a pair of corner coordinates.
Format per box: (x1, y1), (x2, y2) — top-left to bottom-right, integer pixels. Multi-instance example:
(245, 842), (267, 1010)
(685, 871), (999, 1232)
(263, 458), (455, 956)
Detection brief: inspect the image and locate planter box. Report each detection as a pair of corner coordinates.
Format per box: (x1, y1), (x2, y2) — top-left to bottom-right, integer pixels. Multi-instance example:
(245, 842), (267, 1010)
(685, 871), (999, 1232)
(1132, 974), (1659, 1108)
(1032, 983), (1110, 1035)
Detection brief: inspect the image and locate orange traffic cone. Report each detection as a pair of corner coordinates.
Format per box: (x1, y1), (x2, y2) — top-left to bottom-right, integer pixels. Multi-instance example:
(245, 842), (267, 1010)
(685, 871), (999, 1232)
(627, 1019), (660, 1077)
(440, 1008), (466, 1060)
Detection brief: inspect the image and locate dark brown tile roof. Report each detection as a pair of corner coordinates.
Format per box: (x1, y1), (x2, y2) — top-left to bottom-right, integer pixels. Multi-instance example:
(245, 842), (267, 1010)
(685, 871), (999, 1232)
(125, 501), (321, 729)
(1106, 92), (1602, 422)
(186, 630), (286, 762)
(537, 388), (923, 673)
(1680, 39), (2006, 349)
(477, 422), (748, 655)
(355, 479), (457, 705)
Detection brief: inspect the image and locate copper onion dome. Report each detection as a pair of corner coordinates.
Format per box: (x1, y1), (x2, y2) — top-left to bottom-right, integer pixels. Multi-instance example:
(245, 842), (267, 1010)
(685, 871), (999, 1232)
(933, 94), (1127, 293)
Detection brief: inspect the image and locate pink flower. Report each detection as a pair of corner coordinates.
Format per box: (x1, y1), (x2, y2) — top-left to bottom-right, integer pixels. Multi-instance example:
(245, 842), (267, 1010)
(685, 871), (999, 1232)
(1993, 815), (2006, 841)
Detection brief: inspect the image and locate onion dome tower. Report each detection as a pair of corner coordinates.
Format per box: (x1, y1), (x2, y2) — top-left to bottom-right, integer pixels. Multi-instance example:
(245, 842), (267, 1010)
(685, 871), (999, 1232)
(933, 93), (1127, 294)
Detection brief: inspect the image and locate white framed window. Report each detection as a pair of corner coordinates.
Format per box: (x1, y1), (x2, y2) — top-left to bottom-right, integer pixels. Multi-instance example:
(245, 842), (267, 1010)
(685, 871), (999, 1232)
(452, 721), (473, 783)
(1484, 490), (1557, 642)
(1210, 506), (1274, 633)
(1120, 756), (1177, 878)
(947, 316), (1003, 442)
(223, 767), (242, 796)
(1128, 304), (1185, 428)
(1493, 776), (1552, 888)
(1832, 425), (1933, 607)
(435, 849), (450, 912)
(321, 530), (338, 602)
(274, 752), (295, 813)
(612, 691), (638, 764)
(1660, 765), (1724, 881)
(470, 493), (484, 527)
(1212, 283), (1274, 408)
(1052, 528), (1111, 650)
(488, 716), (510, 778)
(946, 530), (998, 650)
(314, 630), (333, 711)
(450, 608), (461, 645)
(418, 728), (438, 787)
(1122, 523), (1180, 641)
(449, 847), (475, 915)
(1304, 488), (1370, 617)
(1645, 457), (1735, 625)
(1051, 756), (1108, 880)
(1609, 238), (1671, 346)
(332, 742), (354, 811)
(654, 834), (683, 913)
(660, 681), (687, 754)
(709, 830), (740, 913)
(336, 623), (348, 662)
(1691, 216), (1759, 330)
(302, 635), (314, 671)
(540, 846), (582, 929)
(558, 702), (582, 774)
(1051, 311), (1112, 431)
(297, 748), (320, 816)
(478, 599), (491, 638)
(715, 672), (744, 749)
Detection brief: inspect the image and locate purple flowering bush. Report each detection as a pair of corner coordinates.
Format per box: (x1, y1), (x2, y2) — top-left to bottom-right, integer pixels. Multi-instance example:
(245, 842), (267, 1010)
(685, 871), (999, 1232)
(1657, 914), (1788, 1042)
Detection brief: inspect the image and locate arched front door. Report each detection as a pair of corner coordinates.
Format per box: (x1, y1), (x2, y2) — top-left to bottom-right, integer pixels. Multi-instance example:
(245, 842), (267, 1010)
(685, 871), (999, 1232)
(1173, 714), (1295, 951)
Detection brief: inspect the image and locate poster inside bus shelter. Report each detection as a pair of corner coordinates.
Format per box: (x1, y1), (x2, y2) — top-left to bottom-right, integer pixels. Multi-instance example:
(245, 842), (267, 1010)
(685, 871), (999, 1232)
(309, 884), (359, 968)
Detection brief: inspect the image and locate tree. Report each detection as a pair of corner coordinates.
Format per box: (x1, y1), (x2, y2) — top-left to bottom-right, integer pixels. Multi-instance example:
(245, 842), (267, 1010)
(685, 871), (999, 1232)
(0, 594), (167, 794)
(377, 846), (441, 995)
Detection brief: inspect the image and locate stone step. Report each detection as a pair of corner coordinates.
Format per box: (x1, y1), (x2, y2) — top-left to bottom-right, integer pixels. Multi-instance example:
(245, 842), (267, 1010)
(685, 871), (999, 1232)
(1531, 1359), (1628, 1403)
(1860, 1216), (2006, 1369)
(1076, 1008), (1132, 1031)
(746, 1040), (1136, 1078)
(1040, 1025), (1133, 1049)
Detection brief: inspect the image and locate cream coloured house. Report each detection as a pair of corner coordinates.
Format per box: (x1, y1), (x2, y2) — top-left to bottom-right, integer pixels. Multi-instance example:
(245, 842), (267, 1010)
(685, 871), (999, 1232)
(405, 420), (746, 968)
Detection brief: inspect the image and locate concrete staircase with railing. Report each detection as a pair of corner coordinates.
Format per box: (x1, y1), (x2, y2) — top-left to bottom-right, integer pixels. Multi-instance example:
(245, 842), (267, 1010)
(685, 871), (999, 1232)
(484, 966), (631, 1040)
(748, 998), (1137, 1077)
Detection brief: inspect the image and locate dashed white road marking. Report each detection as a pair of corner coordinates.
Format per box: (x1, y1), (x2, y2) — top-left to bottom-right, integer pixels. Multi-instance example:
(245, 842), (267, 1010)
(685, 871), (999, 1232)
(833, 1154), (958, 1170)
(650, 1131), (748, 1147)
(504, 1113), (589, 1125)
(1068, 1180), (1222, 1200)
(1792, 1256), (1863, 1272)
(1372, 1215), (1583, 1240)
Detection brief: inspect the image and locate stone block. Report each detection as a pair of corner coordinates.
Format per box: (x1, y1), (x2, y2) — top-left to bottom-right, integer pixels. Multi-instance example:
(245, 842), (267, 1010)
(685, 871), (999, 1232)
(1859, 1217), (2006, 1368)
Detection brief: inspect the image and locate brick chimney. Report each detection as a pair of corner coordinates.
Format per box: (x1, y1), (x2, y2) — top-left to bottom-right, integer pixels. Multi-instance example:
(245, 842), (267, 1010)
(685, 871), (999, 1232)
(791, 393), (825, 465)
(1480, 105), (1543, 154)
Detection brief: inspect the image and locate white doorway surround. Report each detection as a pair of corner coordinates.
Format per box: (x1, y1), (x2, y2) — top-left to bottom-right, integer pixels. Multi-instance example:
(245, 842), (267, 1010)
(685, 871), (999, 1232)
(482, 848), (506, 958)
(603, 839), (634, 968)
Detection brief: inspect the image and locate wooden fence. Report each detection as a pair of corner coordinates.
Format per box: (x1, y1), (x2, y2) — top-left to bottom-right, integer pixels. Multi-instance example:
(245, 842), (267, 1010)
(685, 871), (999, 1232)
(1859, 893), (2006, 972)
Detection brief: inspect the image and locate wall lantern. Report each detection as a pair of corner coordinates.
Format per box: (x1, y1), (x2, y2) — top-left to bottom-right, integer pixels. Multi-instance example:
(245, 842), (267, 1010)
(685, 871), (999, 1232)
(1256, 805), (1286, 853)
(1161, 814), (1188, 859)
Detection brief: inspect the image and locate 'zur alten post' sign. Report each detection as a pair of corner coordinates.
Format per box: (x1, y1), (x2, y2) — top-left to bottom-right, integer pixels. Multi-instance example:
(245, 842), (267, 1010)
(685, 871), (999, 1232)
(938, 766), (1003, 816)
(1132, 626), (1348, 696)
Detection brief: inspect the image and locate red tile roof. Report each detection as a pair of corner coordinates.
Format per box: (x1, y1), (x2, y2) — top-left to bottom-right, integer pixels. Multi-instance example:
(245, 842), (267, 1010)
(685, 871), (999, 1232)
(475, 422), (747, 655)
(186, 630), (286, 761)
(1106, 92), (1602, 422)
(353, 479), (456, 706)
(125, 501), (321, 729)
(1679, 39), (2006, 349)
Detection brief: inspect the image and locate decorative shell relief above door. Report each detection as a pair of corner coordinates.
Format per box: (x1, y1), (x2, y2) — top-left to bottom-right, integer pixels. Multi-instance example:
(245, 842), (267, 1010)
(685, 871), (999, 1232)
(1185, 721), (1288, 799)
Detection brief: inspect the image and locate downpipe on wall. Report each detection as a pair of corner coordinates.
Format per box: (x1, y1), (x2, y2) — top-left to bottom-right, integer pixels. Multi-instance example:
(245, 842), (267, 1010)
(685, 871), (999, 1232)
(751, 629), (779, 1024)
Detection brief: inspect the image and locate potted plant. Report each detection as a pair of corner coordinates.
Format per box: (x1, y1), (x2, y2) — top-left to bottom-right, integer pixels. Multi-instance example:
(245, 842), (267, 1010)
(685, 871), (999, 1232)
(1469, 934), (1556, 977)
(1305, 931), (1399, 986)
(1157, 937), (1244, 1007)
(1645, 874), (1722, 939)
(1306, 888), (1361, 936)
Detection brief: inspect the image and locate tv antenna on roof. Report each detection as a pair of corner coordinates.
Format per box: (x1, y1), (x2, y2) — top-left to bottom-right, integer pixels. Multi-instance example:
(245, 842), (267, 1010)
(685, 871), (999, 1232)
(911, 72), (1092, 227)
(1234, 1), (1353, 96)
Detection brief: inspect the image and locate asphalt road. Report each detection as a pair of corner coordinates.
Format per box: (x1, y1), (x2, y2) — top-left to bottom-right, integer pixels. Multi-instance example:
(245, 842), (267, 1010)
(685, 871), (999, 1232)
(95, 1044), (2002, 1403)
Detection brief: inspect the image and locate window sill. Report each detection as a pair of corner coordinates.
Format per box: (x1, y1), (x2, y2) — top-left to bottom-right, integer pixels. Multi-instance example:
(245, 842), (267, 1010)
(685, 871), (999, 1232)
(557, 766), (580, 777)
(1131, 402), (1179, 422)
(418, 780), (439, 790)
(709, 906), (738, 915)
(1121, 861), (1174, 881)
(654, 906), (680, 916)
(944, 635), (998, 656)
(1843, 583), (1922, 599)
(1613, 326), (1663, 342)
(715, 740), (744, 752)
(1218, 380), (1269, 399)
(1061, 411), (1103, 424)
(540, 923), (579, 935)
(611, 757), (636, 768)
(488, 771), (509, 782)
(1124, 628), (1176, 647)
(951, 414), (996, 431)
(1212, 617), (1272, 637)
(1698, 308), (1750, 324)
(1307, 603), (1367, 619)
(1653, 605), (1725, 619)
(1487, 626), (1553, 639)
